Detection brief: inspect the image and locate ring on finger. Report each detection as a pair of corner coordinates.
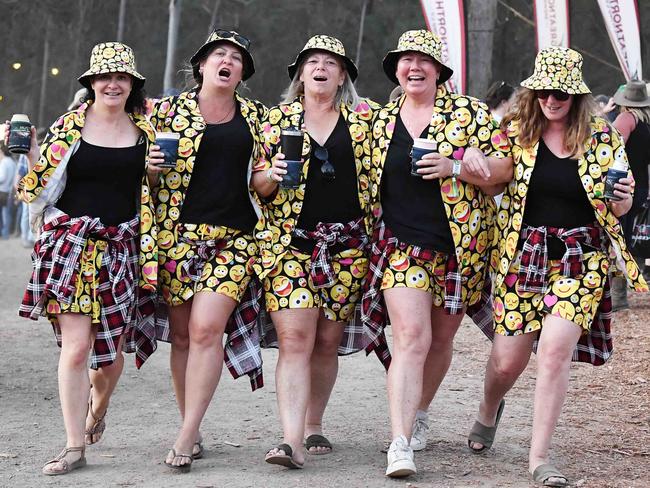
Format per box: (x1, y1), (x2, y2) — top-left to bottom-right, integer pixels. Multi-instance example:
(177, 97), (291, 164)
(267, 168), (275, 183)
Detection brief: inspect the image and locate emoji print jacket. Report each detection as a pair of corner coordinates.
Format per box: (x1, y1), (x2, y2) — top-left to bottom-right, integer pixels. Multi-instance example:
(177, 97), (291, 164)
(18, 102), (158, 291)
(149, 89), (267, 270)
(493, 117), (648, 292)
(253, 98), (377, 280)
(369, 86), (510, 303)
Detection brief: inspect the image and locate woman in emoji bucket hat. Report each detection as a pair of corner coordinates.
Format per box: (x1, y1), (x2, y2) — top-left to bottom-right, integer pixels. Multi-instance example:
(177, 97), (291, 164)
(468, 47), (647, 487)
(15, 41), (158, 475)
(251, 34), (388, 470)
(146, 29), (267, 473)
(364, 29), (513, 478)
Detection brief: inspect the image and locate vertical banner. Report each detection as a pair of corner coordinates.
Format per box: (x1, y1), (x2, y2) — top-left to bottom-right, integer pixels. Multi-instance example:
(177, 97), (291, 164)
(420, 0), (466, 94)
(597, 0), (643, 80)
(533, 0), (570, 49)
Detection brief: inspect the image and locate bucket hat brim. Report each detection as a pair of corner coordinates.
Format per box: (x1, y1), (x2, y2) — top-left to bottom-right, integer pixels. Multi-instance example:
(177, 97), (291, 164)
(77, 42), (145, 90)
(190, 31), (255, 82)
(287, 35), (358, 82)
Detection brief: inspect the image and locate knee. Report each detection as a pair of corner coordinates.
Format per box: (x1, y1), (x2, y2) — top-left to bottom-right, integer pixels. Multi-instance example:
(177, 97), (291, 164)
(277, 327), (314, 358)
(392, 324), (430, 358)
(491, 354), (528, 382)
(313, 331), (342, 357)
(536, 344), (573, 375)
(61, 340), (91, 369)
(170, 327), (190, 352)
(189, 319), (224, 348)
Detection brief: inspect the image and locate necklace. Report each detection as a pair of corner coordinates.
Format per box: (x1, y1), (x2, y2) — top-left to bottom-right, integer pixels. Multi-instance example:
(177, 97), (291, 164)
(210, 103), (235, 124)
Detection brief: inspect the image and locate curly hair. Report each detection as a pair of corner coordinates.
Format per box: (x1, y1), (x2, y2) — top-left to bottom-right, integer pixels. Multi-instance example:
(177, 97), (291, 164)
(502, 88), (596, 158)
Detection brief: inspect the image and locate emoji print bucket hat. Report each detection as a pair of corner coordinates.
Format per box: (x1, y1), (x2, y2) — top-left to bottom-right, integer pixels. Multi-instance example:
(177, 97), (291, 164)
(78, 42), (145, 89)
(520, 47), (590, 94)
(287, 35), (358, 82)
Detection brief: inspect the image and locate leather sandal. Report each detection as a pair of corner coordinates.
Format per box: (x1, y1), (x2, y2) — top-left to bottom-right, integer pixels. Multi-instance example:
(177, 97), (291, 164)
(305, 434), (332, 455)
(42, 446), (86, 476)
(85, 393), (107, 446)
(467, 399), (505, 453)
(165, 448), (193, 473)
(532, 463), (569, 487)
(265, 443), (304, 469)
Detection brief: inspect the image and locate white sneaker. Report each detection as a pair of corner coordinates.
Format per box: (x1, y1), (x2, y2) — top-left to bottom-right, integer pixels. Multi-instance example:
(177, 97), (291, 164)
(410, 410), (429, 451)
(385, 435), (416, 478)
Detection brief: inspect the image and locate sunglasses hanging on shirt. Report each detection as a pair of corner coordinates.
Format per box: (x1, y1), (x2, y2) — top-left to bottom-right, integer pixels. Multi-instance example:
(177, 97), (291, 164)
(313, 146), (335, 181)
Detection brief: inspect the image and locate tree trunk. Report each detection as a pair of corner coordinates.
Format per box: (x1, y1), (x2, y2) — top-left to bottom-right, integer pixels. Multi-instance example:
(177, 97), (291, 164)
(37, 20), (50, 127)
(163, 0), (183, 94)
(69, 0), (89, 100)
(354, 0), (369, 70)
(208, 0), (221, 36)
(466, 0), (497, 98)
(117, 0), (127, 41)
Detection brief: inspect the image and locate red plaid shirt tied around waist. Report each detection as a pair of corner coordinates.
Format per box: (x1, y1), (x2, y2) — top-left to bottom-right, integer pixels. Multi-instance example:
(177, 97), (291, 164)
(162, 230), (265, 391)
(19, 212), (157, 369)
(518, 224), (605, 294)
(362, 221), (464, 336)
(292, 217), (368, 289)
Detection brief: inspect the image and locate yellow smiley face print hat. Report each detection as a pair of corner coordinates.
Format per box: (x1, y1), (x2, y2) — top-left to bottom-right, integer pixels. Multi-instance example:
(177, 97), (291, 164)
(520, 46), (591, 94)
(287, 35), (359, 82)
(190, 29), (255, 81)
(78, 42), (145, 89)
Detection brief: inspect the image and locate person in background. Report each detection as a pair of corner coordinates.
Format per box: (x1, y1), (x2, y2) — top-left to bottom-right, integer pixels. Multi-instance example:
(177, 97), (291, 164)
(0, 145), (17, 239)
(468, 47), (646, 487)
(610, 80), (650, 310)
(484, 80), (516, 124)
(15, 41), (158, 475)
(594, 93), (617, 123)
(14, 154), (34, 246)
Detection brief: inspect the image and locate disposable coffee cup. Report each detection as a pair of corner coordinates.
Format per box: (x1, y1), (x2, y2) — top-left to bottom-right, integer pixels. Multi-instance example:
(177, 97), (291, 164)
(8, 114), (32, 154)
(280, 160), (303, 189)
(410, 137), (437, 176)
(281, 129), (303, 161)
(155, 132), (180, 169)
(604, 159), (628, 201)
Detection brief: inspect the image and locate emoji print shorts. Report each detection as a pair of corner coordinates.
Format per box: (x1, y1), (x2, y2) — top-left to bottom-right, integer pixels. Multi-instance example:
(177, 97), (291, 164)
(160, 223), (257, 306)
(494, 249), (609, 335)
(264, 247), (368, 322)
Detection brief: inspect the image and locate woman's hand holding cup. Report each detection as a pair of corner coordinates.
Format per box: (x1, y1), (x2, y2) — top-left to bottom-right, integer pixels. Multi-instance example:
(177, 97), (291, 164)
(416, 152), (453, 180)
(267, 152), (287, 183)
(145, 144), (166, 176)
(609, 176), (634, 217)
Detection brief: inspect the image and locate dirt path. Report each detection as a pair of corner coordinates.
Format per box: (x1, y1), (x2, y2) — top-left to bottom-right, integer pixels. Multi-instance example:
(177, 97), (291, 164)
(0, 236), (648, 487)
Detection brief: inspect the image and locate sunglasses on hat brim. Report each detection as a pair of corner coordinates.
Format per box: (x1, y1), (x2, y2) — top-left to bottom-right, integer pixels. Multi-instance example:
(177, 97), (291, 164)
(215, 29), (251, 50)
(535, 89), (571, 101)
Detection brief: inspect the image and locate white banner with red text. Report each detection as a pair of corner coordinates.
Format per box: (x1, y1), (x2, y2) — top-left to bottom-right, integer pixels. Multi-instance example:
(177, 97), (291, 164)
(534, 0), (570, 49)
(597, 0), (643, 80)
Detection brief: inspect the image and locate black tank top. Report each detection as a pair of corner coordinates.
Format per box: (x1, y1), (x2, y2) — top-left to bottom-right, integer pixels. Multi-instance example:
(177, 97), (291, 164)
(522, 139), (595, 258)
(179, 105), (258, 233)
(625, 119), (650, 193)
(292, 114), (363, 254)
(56, 138), (146, 226)
(380, 114), (454, 253)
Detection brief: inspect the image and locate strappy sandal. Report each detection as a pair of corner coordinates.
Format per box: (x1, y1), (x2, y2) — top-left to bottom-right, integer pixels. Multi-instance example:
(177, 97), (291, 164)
(532, 463), (569, 487)
(467, 399), (505, 453)
(265, 443), (304, 469)
(85, 394), (107, 445)
(42, 446), (86, 476)
(192, 439), (204, 460)
(165, 448), (193, 473)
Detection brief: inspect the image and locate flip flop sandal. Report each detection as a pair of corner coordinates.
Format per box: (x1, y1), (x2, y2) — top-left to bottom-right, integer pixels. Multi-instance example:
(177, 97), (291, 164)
(467, 399), (505, 453)
(42, 446), (87, 476)
(265, 443), (304, 469)
(532, 463), (569, 487)
(165, 448), (193, 473)
(305, 434), (332, 455)
(192, 440), (204, 460)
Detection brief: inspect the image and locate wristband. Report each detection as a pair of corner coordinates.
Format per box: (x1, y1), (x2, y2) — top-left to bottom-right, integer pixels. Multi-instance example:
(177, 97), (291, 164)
(452, 159), (462, 177)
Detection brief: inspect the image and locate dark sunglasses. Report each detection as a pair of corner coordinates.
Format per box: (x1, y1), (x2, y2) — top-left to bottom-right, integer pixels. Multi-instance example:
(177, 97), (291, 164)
(313, 146), (335, 181)
(535, 89), (571, 101)
(215, 29), (251, 50)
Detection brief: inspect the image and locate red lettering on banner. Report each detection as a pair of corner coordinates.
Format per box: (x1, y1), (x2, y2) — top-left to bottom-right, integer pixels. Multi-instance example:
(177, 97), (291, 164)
(433, 1), (451, 63)
(606, 0), (628, 65)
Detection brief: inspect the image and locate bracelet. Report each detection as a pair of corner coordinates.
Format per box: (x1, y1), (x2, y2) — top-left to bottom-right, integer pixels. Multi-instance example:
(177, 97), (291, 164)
(452, 159), (462, 177)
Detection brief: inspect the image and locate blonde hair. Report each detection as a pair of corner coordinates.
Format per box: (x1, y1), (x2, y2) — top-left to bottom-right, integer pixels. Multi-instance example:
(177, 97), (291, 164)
(502, 88), (596, 158)
(620, 105), (650, 124)
(280, 57), (360, 109)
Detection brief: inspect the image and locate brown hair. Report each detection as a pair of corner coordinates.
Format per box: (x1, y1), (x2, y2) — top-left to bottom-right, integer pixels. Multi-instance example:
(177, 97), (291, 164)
(502, 88), (596, 158)
(620, 105), (650, 124)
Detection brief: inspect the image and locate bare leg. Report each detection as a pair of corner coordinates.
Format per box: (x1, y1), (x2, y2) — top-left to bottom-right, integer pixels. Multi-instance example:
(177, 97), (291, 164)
(304, 312), (345, 453)
(85, 335), (125, 444)
(167, 301), (192, 419)
(384, 288), (433, 440)
(47, 314), (93, 470)
(166, 292), (236, 467)
(529, 315), (581, 483)
(469, 333), (534, 450)
(418, 307), (464, 411)
(266, 308), (319, 467)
